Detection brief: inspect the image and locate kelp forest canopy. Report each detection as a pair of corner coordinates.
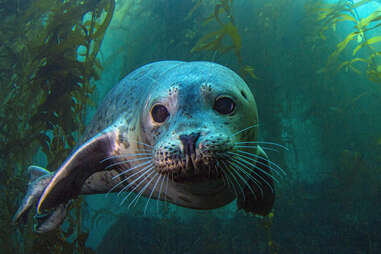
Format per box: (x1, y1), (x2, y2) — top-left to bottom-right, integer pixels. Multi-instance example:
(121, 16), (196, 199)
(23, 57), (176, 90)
(0, 0), (380, 253)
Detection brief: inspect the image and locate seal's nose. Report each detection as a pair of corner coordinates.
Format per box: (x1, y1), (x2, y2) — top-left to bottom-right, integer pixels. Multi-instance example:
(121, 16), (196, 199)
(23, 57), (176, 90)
(179, 132), (200, 156)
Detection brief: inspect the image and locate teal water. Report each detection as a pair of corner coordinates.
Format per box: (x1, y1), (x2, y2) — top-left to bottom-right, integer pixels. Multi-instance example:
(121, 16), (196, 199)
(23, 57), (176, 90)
(1, 0), (380, 253)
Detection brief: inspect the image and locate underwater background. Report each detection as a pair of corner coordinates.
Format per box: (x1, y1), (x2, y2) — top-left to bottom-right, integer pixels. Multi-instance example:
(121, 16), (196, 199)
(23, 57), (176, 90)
(0, 0), (380, 253)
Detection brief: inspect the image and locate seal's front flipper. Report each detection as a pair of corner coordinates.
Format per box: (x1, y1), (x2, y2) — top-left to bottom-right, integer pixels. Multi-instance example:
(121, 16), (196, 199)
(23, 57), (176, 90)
(13, 166), (53, 224)
(34, 203), (69, 233)
(37, 130), (117, 213)
(237, 146), (275, 216)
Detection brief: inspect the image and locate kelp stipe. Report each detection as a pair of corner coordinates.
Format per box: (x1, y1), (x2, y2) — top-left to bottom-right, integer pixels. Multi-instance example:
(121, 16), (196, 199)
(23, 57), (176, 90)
(0, 0), (114, 252)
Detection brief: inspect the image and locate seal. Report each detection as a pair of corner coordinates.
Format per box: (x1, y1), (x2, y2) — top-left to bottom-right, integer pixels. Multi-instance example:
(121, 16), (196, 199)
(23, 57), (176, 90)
(14, 61), (282, 233)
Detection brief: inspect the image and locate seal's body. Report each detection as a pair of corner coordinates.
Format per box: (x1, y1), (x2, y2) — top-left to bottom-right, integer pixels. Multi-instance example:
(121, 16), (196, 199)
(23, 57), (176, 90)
(14, 61), (276, 233)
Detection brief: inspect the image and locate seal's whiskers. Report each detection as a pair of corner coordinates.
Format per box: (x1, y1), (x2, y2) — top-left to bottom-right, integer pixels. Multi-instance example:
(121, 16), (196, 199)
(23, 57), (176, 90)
(231, 124), (259, 137)
(261, 147), (280, 152)
(112, 160), (152, 180)
(220, 160), (238, 197)
(215, 161), (227, 187)
(136, 148), (153, 152)
(156, 174), (167, 214)
(144, 174), (163, 215)
(106, 156), (153, 169)
(107, 162), (153, 194)
(235, 150), (287, 176)
(223, 163), (246, 201)
(230, 158), (273, 194)
(129, 140), (153, 148)
(100, 153), (152, 163)
(235, 141), (288, 151)
(228, 151), (280, 182)
(164, 174), (169, 205)
(119, 169), (155, 205)
(227, 161), (259, 200)
(228, 160), (263, 198)
(118, 165), (154, 196)
(218, 153), (268, 200)
(128, 172), (159, 209)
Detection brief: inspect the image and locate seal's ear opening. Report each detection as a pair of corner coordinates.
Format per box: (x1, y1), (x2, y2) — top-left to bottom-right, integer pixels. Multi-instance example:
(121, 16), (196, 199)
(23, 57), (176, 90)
(237, 146), (275, 216)
(37, 130), (117, 213)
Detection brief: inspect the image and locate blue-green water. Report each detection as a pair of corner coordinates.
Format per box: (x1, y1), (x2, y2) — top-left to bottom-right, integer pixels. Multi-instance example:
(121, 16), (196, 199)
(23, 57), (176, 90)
(1, 0), (380, 253)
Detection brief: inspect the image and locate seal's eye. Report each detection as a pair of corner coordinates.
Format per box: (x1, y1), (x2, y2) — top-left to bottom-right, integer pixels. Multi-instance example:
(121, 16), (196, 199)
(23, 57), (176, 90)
(151, 104), (170, 123)
(214, 96), (235, 115)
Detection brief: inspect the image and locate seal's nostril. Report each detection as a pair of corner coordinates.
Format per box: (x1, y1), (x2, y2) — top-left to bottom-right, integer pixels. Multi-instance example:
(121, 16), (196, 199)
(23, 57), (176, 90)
(179, 132), (200, 155)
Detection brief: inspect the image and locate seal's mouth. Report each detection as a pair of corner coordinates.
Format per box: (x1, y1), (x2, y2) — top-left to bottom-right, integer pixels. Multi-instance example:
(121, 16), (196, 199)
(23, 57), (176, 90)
(169, 159), (223, 183)
(171, 171), (222, 183)
(154, 132), (230, 183)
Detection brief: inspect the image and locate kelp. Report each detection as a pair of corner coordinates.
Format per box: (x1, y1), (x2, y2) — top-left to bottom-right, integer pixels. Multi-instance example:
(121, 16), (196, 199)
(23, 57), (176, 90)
(309, 0), (381, 84)
(190, 0), (259, 80)
(0, 0), (115, 252)
(262, 211), (279, 254)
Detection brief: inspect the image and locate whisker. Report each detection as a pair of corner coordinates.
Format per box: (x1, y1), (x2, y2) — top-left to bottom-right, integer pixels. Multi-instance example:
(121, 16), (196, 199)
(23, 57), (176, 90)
(144, 174), (162, 215)
(117, 166), (154, 197)
(230, 157), (273, 194)
(219, 153), (263, 198)
(228, 159), (264, 198)
(223, 162), (246, 201)
(100, 153), (152, 163)
(119, 170), (156, 206)
(128, 172), (159, 209)
(235, 141), (288, 151)
(227, 161), (259, 200)
(156, 174), (166, 214)
(106, 156), (152, 169)
(129, 140), (153, 148)
(108, 163), (153, 195)
(164, 174), (169, 205)
(136, 148), (154, 152)
(236, 150), (287, 176)
(112, 160), (152, 180)
(215, 161), (227, 187)
(229, 151), (283, 178)
(228, 151), (281, 182)
(220, 161), (238, 198)
(261, 147), (279, 152)
(231, 124), (258, 137)
(223, 168), (238, 197)
(229, 155), (275, 191)
(221, 166), (239, 199)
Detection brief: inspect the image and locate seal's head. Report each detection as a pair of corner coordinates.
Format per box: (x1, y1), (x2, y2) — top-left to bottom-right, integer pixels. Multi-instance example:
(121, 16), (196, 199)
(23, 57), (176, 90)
(137, 62), (275, 215)
(142, 62), (257, 178)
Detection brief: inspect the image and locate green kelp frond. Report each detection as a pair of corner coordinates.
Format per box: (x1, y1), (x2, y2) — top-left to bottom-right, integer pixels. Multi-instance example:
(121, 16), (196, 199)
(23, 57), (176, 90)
(310, 0), (381, 85)
(367, 51), (381, 83)
(353, 35), (381, 56)
(191, 21), (241, 56)
(241, 65), (260, 80)
(190, 0), (258, 80)
(0, 0), (115, 252)
(185, 0), (203, 20)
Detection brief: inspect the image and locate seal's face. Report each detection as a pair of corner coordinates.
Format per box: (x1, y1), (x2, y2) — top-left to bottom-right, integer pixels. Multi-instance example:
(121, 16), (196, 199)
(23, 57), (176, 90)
(137, 63), (262, 209)
(144, 81), (257, 182)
